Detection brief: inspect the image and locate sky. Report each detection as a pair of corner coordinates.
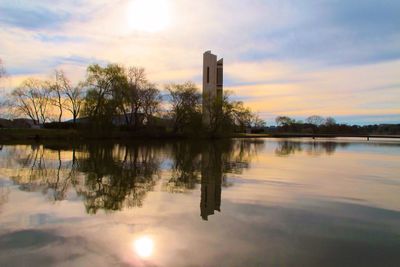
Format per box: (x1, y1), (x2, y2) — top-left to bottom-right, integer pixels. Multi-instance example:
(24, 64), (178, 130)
(0, 0), (399, 125)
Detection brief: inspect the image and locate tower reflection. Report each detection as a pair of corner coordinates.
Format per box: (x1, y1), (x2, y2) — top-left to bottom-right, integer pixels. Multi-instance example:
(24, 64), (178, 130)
(200, 142), (223, 221)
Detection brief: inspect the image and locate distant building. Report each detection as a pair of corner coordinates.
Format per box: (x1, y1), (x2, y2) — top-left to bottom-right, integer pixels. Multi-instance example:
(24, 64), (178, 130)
(202, 51), (223, 126)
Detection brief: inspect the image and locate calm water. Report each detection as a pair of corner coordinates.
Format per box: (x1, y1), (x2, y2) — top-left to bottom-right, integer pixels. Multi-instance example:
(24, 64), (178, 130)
(0, 138), (399, 267)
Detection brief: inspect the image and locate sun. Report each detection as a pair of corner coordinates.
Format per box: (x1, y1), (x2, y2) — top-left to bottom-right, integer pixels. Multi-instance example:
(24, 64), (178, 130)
(127, 0), (171, 32)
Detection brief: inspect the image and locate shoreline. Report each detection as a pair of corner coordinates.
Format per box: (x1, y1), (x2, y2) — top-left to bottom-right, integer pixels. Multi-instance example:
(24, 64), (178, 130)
(1, 128), (399, 142)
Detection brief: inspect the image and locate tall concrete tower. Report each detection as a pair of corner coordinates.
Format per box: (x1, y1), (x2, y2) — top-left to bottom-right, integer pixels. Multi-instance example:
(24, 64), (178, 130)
(203, 51), (223, 126)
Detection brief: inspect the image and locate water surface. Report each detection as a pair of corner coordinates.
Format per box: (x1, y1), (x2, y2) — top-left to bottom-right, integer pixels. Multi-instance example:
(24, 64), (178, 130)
(0, 138), (399, 266)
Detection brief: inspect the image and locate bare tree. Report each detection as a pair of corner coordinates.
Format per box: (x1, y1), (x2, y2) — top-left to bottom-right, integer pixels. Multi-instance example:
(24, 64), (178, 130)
(325, 117), (336, 126)
(10, 78), (51, 124)
(126, 66), (147, 127)
(141, 83), (162, 125)
(49, 70), (66, 122)
(56, 70), (84, 124)
(306, 115), (325, 126)
(251, 113), (266, 128)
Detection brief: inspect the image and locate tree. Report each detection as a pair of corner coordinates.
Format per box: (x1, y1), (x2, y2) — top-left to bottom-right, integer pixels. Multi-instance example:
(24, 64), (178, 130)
(140, 83), (162, 125)
(251, 114), (266, 128)
(10, 78), (51, 124)
(166, 82), (202, 133)
(114, 66), (144, 127)
(306, 115), (325, 126)
(82, 64), (127, 125)
(121, 67), (161, 128)
(275, 116), (295, 126)
(49, 70), (66, 122)
(55, 70), (84, 124)
(203, 91), (262, 135)
(226, 100), (253, 131)
(325, 117), (336, 126)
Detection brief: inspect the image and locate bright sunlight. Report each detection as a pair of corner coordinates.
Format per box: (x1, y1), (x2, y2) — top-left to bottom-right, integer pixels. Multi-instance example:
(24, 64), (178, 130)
(127, 0), (171, 32)
(133, 236), (154, 258)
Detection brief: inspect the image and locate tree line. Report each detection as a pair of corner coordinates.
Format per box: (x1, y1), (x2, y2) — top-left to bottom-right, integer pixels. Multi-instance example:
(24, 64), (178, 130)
(271, 115), (400, 135)
(2, 62), (265, 136)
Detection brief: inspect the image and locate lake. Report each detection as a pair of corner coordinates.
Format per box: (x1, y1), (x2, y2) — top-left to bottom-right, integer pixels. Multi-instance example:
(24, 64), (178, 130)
(0, 138), (399, 267)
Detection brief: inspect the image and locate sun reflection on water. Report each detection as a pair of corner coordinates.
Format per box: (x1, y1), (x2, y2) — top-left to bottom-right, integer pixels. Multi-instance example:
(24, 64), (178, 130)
(133, 236), (154, 258)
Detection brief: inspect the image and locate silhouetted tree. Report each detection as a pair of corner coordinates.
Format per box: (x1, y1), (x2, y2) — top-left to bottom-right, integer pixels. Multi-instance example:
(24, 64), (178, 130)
(306, 115), (325, 126)
(10, 78), (52, 124)
(325, 117), (336, 126)
(82, 64), (127, 126)
(141, 83), (162, 125)
(49, 70), (66, 122)
(166, 82), (202, 134)
(124, 67), (147, 127)
(275, 116), (295, 126)
(204, 91), (264, 135)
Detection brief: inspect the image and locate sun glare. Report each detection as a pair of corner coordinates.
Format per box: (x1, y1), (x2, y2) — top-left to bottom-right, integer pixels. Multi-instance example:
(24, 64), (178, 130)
(133, 236), (154, 258)
(127, 0), (171, 32)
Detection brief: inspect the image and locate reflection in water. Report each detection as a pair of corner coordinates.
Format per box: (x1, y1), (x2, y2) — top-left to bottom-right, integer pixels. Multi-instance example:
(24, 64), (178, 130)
(0, 183), (10, 211)
(201, 142), (223, 220)
(275, 140), (349, 156)
(76, 144), (162, 214)
(164, 140), (264, 220)
(0, 139), (400, 266)
(133, 236), (154, 258)
(0, 140), (262, 217)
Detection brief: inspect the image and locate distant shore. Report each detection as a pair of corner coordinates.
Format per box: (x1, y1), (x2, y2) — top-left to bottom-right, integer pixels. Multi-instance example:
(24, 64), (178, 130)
(235, 133), (400, 139)
(1, 128), (399, 142)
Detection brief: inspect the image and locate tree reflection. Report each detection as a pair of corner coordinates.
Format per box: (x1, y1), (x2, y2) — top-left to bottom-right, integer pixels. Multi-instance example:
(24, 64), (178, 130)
(164, 141), (202, 193)
(76, 143), (161, 214)
(2, 139), (263, 217)
(275, 140), (348, 156)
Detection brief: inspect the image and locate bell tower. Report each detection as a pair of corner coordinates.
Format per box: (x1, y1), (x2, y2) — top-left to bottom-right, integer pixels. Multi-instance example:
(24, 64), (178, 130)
(202, 51), (223, 126)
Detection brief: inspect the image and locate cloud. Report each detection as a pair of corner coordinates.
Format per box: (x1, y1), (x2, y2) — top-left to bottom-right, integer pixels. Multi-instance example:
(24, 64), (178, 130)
(0, 0), (399, 124)
(0, 1), (70, 30)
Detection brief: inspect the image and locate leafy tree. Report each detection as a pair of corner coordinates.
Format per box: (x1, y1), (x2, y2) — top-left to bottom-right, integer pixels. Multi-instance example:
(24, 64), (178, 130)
(204, 91), (264, 135)
(166, 82), (202, 134)
(82, 64), (127, 126)
(224, 100), (253, 131)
